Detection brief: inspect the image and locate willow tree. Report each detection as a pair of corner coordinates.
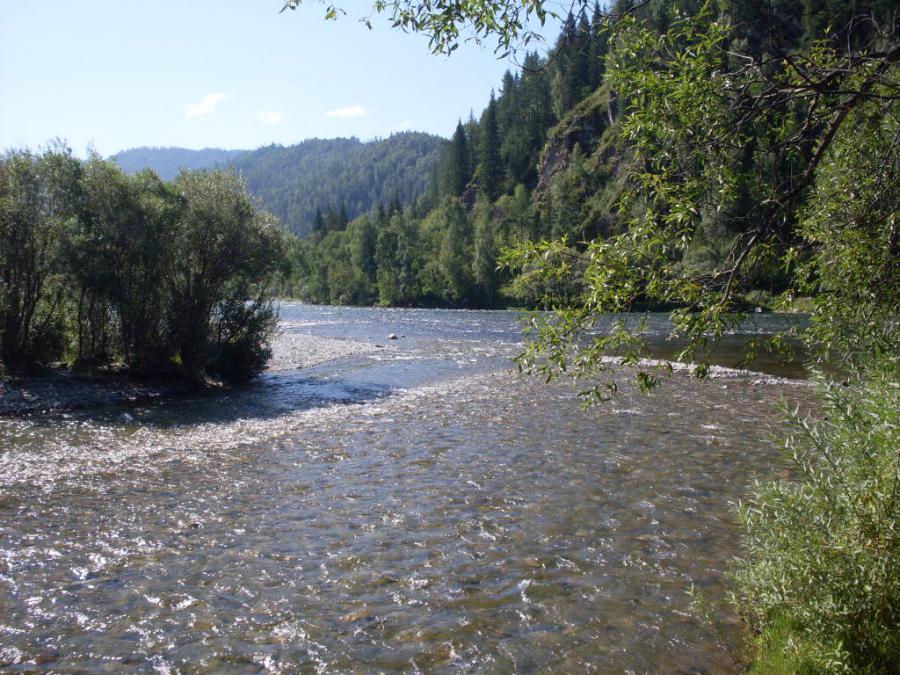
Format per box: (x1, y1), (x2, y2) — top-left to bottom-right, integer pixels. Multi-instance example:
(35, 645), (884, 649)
(0, 145), (82, 369)
(169, 170), (284, 381)
(282, 0), (556, 55)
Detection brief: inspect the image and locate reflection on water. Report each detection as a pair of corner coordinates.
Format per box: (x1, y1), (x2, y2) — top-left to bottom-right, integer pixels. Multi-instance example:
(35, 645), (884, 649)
(0, 305), (813, 672)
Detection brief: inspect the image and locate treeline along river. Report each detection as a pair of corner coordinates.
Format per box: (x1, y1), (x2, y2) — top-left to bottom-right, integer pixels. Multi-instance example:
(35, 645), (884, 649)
(0, 304), (813, 672)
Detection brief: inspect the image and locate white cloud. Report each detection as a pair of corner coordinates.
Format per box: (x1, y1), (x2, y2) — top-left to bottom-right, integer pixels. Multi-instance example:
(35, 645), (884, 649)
(394, 120), (412, 132)
(184, 93), (229, 120)
(326, 105), (367, 119)
(257, 111), (286, 126)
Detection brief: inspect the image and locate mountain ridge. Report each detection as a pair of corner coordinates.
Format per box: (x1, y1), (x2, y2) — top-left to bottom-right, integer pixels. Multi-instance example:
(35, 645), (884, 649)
(110, 132), (446, 236)
(110, 146), (248, 181)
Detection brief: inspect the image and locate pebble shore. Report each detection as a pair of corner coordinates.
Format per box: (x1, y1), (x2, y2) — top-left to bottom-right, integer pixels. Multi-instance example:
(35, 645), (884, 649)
(0, 331), (377, 416)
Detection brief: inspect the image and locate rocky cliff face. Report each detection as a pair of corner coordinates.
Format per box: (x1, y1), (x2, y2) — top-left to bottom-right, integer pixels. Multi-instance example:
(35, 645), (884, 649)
(536, 85), (614, 194)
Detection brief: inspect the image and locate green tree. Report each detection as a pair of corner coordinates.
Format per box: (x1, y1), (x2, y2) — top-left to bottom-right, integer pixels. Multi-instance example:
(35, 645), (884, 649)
(471, 197), (501, 303)
(375, 211), (420, 305)
(0, 145), (81, 369)
(2, 150), (286, 381)
(347, 214), (378, 288)
(589, 1), (609, 87)
(478, 93), (503, 201)
(282, 0), (558, 55)
(506, 9), (899, 394)
(168, 170), (284, 381)
(443, 121), (472, 197)
(436, 197), (474, 304)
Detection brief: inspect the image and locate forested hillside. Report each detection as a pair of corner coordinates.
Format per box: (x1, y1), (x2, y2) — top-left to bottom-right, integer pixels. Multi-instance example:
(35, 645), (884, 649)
(226, 133), (444, 236)
(112, 134), (445, 237)
(279, 2), (628, 304)
(282, 5), (610, 305)
(284, 0), (897, 312)
(111, 146), (247, 180)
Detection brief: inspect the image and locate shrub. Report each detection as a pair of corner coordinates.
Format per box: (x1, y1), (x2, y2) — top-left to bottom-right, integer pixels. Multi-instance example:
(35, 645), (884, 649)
(207, 291), (278, 382)
(732, 361), (900, 673)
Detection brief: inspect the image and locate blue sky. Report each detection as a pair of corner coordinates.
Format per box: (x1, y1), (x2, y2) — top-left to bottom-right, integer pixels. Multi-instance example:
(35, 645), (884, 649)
(0, 1), (561, 156)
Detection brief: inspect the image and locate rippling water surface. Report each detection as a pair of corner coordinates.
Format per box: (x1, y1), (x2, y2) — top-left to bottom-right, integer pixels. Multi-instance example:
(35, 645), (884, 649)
(0, 305), (813, 673)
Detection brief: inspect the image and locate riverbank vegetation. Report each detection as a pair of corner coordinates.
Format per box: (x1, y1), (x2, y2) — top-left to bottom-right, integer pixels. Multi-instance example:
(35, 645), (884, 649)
(735, 364), (899, 673)
(0, 146), (285, 382)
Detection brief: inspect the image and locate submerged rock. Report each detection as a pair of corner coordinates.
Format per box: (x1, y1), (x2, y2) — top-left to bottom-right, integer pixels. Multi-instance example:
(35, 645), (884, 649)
(340, 607), (372, 623)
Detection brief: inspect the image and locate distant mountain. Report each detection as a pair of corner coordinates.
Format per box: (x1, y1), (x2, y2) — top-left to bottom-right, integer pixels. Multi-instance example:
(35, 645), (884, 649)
(110, 146), (247, 181)
(110, 134), (445, 236)
(224, 133), (446, 236)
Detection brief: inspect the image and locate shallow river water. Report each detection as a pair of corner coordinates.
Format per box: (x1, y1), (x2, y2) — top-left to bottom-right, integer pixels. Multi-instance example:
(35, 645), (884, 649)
(0, 305), (814, 673)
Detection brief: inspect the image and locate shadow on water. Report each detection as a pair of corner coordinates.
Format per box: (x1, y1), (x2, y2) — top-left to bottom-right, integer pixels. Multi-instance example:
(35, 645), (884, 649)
(644, 335), (810, 379)
(12, 367), (399, 431)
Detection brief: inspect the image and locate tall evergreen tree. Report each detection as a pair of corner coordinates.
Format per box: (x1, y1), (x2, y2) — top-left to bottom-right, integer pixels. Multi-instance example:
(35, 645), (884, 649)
(479, 92), (503, 201)
(446, 121), (471, 196)
(589, 1), (608, 88)
(313, 207), (325, 234)
(551, 13), (580, 118)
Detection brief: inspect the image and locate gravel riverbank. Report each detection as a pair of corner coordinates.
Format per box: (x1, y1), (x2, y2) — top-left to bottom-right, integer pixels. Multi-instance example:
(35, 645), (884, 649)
(0, 331), (377, 416)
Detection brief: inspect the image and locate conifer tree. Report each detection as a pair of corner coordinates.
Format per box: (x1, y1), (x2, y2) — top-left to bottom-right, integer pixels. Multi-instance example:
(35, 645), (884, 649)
(575, 11), (593, 99)
(313, 207), (325, 234)
(388, 190), (402, 216)
(446, 121), (471, 197)
(589, 1), (608, 88)
(479, 93), (503, 201)
(551, 13), (580, 118)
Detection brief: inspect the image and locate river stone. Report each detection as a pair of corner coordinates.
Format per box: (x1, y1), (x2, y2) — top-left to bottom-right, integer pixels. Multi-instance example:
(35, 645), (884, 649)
(341, 607), (371, 622)
(35, 647), (60, 665)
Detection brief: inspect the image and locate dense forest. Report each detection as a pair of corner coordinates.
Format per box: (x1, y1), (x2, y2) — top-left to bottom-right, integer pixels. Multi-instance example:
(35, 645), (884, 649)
(111, 146), (248, 181)
(225, 133), (444, 236)
(113, 134), (444, 237)
(284, 0), (897, 314)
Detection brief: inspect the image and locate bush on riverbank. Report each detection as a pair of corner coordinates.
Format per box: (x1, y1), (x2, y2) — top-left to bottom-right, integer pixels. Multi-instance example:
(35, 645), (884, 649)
(0, 145), (285, 382)
(732, 361), (900, 673)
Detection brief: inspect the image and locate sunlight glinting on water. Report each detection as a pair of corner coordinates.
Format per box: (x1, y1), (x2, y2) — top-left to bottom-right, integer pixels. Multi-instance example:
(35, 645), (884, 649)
(0, 305), (812, 672)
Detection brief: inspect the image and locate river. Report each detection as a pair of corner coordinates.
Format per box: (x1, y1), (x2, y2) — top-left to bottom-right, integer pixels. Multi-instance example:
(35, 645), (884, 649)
(0, 304), (813, 673)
